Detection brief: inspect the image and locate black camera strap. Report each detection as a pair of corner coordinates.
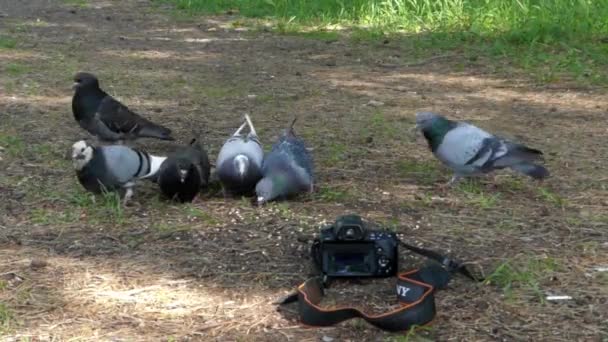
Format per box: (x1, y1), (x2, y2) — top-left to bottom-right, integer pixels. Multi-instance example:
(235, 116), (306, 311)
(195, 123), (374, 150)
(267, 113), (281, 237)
(278, 240), (481, 332)
(398, 240), (481, 282)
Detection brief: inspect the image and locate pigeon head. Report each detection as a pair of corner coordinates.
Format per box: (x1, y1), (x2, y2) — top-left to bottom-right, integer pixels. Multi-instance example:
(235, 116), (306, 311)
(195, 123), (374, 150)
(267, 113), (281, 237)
(415, 112), (444, 131)
(73, 72), (99, 91)
(71, 140), (94, 170)
(233, 154), (250, 179)
(255, 174), (288, 205)
(175, 159), (196, 183)
(415, 112), (456, 151)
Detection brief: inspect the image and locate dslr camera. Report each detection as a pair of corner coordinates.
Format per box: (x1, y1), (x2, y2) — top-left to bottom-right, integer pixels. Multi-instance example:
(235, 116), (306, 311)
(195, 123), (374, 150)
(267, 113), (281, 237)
(312, 214), (398, 278)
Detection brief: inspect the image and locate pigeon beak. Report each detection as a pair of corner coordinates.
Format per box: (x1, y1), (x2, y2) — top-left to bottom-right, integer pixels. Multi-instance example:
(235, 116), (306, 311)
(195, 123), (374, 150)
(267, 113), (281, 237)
(256, 196), (265, 205)
(178, 169), (188, 182)
(72, 82), (79, 90)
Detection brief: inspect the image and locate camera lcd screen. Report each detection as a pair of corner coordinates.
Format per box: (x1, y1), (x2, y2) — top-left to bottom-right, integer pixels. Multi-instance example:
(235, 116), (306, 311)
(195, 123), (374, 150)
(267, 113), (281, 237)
(323, 243), (375, 276)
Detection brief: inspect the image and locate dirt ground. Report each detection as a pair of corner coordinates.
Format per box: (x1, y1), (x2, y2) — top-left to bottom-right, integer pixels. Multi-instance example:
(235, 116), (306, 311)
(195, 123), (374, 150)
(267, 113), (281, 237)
(1, 0), (607, 341)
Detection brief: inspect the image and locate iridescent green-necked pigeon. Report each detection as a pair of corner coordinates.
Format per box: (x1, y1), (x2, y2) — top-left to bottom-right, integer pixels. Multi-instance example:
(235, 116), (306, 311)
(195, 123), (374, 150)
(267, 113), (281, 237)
(415, 112), (549, 185)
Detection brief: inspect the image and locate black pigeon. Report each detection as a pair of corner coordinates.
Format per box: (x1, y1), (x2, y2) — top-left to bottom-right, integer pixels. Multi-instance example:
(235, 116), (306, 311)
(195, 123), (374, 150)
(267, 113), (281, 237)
(157, 138), (211, 203)
(71, 72), (174, 142)
(71, 140), (166, 205)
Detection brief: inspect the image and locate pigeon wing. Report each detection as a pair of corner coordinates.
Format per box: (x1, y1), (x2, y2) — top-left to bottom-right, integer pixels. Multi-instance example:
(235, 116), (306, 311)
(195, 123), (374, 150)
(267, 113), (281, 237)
(436, 123), (504, 168)
(96, 96), (148, 136)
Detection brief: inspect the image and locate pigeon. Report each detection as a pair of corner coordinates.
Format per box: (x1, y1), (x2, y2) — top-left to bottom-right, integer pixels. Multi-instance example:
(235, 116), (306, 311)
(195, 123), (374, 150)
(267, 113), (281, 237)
(255, 118), (314, 205)
(71, 140), (166, 205)
(71, 72), (174, 142)
(216, 114), (263, 195)
(415, 112), (550, 185)
(157, 138), (211, 203)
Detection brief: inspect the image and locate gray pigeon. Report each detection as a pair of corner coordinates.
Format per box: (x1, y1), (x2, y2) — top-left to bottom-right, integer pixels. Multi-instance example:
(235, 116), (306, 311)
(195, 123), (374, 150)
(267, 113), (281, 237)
(255, 118), (314, 205)
(72, 72), (174, 142)
(216, 114), (264, 195)
(158, 138), (211, 203)
(71, 140), (166, 205)
(415, 112), (549, 185)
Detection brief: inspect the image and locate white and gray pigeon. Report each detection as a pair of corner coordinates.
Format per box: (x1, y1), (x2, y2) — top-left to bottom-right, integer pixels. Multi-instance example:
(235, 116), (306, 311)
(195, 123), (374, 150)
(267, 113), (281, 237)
(255, 118), (314, 205)
(415, 112), (549, 185)
(216, 114), (264, 195)
(71, 140), (166, 205)
(72, 72), (174, 143)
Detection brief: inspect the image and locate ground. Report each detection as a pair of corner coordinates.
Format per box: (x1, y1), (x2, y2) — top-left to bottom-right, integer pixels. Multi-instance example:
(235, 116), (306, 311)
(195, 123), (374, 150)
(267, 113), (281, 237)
(0, 0), (607, 341)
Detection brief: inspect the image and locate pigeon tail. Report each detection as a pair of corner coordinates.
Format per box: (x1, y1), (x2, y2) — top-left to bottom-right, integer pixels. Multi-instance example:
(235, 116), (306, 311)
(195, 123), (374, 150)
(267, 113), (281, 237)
(137, 124), (174, 141)
(510, 162), (550, 180)
(285, 117), (298, 137)
(233, 121), (248, 136)
(244, 114), (257, 137)
(505, 142), (544, 162)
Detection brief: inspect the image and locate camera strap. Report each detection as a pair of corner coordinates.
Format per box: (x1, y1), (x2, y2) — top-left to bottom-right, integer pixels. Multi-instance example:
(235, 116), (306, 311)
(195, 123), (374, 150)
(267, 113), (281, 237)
(277, 241), (481, 332)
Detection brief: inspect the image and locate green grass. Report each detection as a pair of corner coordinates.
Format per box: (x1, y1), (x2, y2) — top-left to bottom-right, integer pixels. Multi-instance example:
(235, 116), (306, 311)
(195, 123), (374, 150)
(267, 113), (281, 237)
(457, 180), (500, 209)
(0, 303), (12, 334)
(5, 63), (30, 76)
(396, 160), (440, 185)
(316, 185), (354, 202)
(158, 0), (608, 85)
(485, 257), (560, 302)
(0, 36), (17, 49)
(537, 187), (567, 208)
(0, 134), (25, 158)
(61, 0), (88, 6)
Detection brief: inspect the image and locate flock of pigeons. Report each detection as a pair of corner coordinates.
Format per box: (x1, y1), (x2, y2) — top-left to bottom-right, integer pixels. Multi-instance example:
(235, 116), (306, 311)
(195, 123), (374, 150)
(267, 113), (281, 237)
(70, 72), (313, 206)
(68, 72), (549, 207)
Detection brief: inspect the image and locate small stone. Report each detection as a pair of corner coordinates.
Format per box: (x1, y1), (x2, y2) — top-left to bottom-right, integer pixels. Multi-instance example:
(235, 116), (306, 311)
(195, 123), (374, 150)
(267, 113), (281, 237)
(322, 336), (334, 342)
(247, 94), (257, 99)
(325, 59), (337, 67)
(30, 259), (48, 270)
(366, 100), (384, 107)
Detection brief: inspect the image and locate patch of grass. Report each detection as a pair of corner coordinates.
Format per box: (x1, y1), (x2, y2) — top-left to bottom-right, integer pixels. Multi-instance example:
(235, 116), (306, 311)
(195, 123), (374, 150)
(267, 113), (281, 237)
(485, 257), (560, 303)
(360, 110), (398, 141)
(30, 208), (79, 225)
(350, 27), (386, 43)
(456, 180), (500, 209)
(387, 325), (434, 342)
(325, 142), (347, 163)
(184, 205), (220, 225)
(0, 36), (17, 49)
(61, 0), (88, 6)
(537, 187), (567, 208)
(159, 0), (608, 85)
(5, 63), (31, 76)
(316, 185), (353, 202)
(0, 134), (25, 158)
(0, 303), (12, 334)
(396, 160), (440, 185)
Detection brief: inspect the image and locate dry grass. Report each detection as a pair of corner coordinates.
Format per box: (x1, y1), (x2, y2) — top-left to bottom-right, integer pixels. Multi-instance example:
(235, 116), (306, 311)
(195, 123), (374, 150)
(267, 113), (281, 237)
(0, 0), (607, 341)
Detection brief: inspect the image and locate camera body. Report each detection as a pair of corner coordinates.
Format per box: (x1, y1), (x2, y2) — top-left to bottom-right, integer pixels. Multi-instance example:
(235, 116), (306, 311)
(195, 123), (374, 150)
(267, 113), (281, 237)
(313, 215), (398, 278)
